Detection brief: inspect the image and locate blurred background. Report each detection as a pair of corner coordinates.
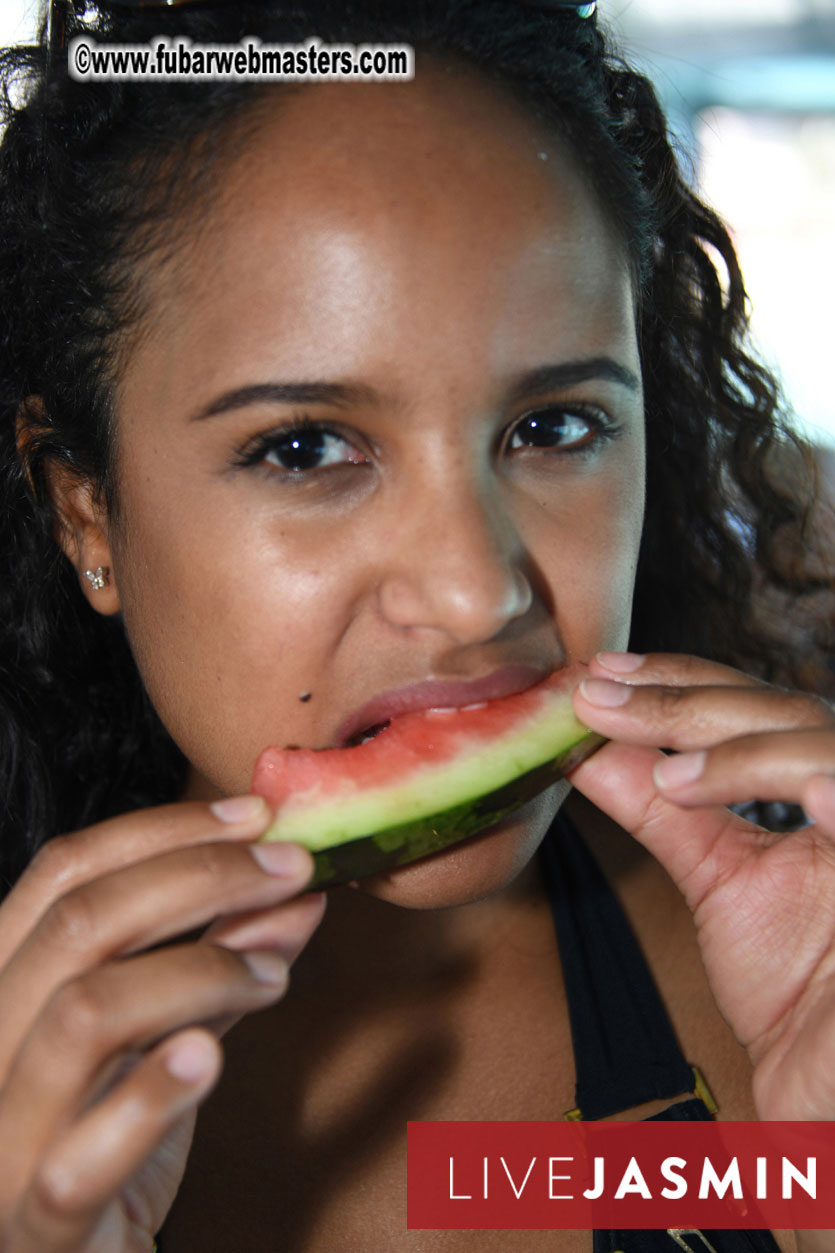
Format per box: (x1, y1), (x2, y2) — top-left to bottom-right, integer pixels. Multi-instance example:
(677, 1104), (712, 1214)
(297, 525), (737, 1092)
(608, 0), (835, 453)
(2, 0), (834, 449)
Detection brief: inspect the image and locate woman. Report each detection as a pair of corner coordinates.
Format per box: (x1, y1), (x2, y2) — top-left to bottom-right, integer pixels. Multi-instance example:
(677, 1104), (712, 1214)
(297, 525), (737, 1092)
(0, 1), (833, 1250)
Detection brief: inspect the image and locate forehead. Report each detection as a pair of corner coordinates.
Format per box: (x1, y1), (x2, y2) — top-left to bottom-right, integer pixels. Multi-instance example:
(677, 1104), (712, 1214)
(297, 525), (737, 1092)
(122, 65), (635, 407)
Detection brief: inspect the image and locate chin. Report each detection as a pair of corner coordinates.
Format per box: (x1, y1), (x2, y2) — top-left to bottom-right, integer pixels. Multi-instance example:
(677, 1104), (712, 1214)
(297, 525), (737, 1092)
(354, 781), (568, 910)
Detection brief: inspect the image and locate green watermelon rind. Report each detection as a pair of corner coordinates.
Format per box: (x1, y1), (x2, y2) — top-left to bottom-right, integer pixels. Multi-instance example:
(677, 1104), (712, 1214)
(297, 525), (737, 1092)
(306, 731), (603, 888)
(307, 731), (603, 887)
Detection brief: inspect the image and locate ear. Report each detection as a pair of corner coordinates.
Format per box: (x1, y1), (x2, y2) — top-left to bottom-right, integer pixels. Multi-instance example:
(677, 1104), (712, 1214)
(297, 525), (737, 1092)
(15, 406), (121, 617)
(47, 468), (122, 616)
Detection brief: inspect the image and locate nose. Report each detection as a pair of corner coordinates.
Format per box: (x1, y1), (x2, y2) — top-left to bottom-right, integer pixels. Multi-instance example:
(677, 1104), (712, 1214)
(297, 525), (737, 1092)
(376, 476), (533, 646)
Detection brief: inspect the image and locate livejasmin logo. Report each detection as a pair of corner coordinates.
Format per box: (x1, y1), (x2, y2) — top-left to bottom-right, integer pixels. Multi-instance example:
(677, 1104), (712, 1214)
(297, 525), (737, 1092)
(448, 1152), (816, 1203)
(407, 1121), (835, 1230)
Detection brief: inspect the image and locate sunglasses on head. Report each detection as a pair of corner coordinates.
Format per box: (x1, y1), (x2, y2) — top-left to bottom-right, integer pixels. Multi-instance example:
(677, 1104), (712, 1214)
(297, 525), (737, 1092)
(47, 0), (597, 60)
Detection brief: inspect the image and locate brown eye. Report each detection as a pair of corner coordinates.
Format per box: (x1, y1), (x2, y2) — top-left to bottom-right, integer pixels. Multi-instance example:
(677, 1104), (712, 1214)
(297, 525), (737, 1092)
(509, 408), (599, 451)
(262, 426), (366, 473)
(266, 428), (328, 472)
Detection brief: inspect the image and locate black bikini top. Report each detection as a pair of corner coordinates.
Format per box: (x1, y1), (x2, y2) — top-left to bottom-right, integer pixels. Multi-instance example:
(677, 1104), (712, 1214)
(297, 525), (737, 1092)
(541, 811), (782, 1253)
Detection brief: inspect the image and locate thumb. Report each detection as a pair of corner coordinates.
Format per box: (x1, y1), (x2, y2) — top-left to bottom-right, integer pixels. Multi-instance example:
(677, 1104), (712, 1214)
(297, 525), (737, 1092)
(568, 741), (760, 912)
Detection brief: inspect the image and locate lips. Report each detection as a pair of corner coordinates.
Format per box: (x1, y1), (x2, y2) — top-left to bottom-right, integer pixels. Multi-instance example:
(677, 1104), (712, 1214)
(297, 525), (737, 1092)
(334, 665), (551, 749)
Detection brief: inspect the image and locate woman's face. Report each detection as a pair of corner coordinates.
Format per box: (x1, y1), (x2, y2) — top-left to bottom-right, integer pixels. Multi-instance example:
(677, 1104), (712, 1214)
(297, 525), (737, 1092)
(92, 65), (646, 907)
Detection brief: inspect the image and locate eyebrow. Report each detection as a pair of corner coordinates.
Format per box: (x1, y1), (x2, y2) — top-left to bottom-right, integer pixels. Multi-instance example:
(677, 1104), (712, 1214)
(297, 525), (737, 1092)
(191, 357), (641, 421)
(191, 380), (376, 421)
(506, 357), (642, 403)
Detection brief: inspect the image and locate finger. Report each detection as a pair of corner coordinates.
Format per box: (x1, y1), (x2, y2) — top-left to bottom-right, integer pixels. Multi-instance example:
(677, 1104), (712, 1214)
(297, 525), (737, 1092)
(0, 839), (313, 1079)
(573, 676), (832, 751)
(590, 650), (766, 689)
(568, 740), (764, 913)
(652, 728), (835, 809)
(14, 1029), (220, 1253)
(0, 942), (288, 1206)
(206, 888), (327, 957)
(195, 889), (328, 1038)
(0, 797), (274, 968)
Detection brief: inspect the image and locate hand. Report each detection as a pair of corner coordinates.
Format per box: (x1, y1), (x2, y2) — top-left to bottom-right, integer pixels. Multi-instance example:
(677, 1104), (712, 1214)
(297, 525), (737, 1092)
(569, 652), (835, 1122)
(0, 798), (326, 1251)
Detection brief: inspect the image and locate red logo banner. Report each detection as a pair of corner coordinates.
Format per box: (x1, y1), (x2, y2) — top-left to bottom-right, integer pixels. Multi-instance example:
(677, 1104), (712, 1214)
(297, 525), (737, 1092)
(407, 1121), (835, 1230)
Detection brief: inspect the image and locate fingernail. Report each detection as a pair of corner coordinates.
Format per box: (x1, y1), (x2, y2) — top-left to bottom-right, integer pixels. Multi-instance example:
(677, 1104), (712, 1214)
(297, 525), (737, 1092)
(210, 795), (268, 824)
(579, 678), (632, 708)
(250, 841), (311, 878)
(242, 950), (288, 985)
(165, 1032), (217, 1084)
(596, 651), (645, 674)
(654, 750), (706, 790)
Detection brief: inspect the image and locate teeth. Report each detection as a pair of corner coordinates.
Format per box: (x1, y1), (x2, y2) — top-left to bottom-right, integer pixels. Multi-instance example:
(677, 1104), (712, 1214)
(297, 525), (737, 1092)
(427, 701), (488, 716)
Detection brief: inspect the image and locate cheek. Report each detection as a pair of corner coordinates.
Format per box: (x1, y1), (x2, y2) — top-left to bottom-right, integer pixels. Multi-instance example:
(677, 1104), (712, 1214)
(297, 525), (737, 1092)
(107, 482), (348, 794)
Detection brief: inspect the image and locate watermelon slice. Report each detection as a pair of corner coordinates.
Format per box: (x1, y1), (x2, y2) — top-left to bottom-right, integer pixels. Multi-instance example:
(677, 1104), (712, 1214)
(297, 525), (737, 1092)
(252, 669), (603, 888)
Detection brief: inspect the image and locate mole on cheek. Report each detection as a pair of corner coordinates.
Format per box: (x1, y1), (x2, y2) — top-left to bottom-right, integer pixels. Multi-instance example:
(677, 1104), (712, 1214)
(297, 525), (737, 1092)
(299, 692), (312, 702)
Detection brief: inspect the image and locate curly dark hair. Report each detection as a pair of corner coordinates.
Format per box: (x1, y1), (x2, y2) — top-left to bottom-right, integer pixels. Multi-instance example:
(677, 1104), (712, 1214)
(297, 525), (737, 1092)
(0, 0), (830, 892)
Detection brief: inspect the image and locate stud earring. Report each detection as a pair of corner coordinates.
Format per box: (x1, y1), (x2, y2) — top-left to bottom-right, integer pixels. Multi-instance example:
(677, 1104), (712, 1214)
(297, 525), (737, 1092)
(84, 566), (109, 591)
